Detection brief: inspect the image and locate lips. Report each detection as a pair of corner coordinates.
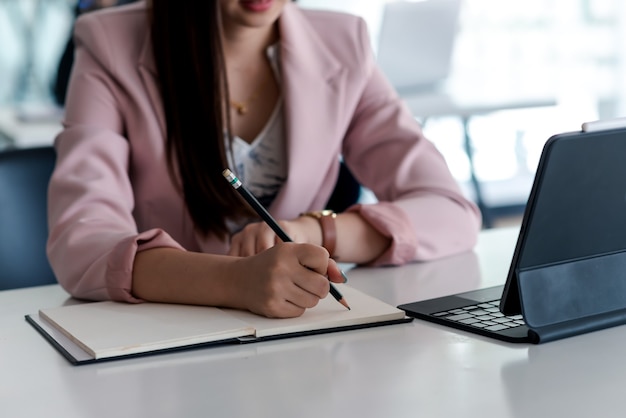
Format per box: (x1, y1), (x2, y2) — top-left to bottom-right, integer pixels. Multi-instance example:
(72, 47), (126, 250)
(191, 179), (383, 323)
(240, 0), (273, 13)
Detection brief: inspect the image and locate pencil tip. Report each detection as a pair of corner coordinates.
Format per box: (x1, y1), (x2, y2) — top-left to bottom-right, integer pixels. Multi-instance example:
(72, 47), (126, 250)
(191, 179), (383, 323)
(340, 299), (351, 310)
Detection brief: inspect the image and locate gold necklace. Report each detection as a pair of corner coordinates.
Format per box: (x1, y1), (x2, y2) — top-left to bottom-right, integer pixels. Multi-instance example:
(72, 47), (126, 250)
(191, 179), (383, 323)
(230, 97), (255, 116)
(229, 69), (270, 116)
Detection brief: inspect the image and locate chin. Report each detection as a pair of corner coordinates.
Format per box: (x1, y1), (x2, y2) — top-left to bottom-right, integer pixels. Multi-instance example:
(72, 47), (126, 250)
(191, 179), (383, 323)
(222, 0), (286, 30)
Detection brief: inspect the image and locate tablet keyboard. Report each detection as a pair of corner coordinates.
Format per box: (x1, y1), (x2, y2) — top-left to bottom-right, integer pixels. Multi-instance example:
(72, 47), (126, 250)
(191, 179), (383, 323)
(431, 300), (525, 332)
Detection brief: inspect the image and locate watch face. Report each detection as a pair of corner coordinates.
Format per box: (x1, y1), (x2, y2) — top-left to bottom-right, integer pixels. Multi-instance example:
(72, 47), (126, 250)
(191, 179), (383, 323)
(301, 210), (336, 219)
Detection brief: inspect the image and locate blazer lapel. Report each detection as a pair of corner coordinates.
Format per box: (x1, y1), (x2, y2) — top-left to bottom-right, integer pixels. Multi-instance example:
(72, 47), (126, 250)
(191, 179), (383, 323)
(271, 4), (348, 218)
(137, 31), (166, 137)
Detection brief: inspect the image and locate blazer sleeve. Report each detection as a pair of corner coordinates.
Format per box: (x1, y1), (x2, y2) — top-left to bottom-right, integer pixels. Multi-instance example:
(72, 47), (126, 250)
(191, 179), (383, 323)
(341, 18), (482, 265)
(47, 14), (184, 302)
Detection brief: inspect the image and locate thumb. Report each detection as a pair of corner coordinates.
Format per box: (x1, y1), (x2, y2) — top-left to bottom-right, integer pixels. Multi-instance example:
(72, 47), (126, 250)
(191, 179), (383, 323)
(327, 258), (346, 284)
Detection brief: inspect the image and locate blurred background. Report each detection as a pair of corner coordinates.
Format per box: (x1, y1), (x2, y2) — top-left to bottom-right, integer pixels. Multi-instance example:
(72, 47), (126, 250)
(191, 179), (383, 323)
(1, 0), (625, 228)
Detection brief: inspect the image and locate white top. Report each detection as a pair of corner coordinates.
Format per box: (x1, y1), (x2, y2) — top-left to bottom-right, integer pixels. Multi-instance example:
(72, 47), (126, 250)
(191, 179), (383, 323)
(230, 98), (286, 210)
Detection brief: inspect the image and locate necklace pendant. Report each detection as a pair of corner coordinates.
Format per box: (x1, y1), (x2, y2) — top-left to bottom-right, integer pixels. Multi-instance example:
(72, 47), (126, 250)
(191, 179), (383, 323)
(230, 98), (250, 115)
(236, 104), (247, 115)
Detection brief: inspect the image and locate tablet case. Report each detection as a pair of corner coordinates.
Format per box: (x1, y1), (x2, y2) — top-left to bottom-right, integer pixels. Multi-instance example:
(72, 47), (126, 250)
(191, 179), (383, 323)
(505, 125), (626, 343)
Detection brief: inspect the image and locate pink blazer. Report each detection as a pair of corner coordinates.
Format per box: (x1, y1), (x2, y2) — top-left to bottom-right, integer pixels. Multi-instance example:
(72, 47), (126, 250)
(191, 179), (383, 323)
(47, 2), (481, 302)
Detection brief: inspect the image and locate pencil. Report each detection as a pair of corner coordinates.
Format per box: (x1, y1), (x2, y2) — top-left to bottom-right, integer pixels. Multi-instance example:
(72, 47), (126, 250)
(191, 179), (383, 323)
(222, 168), (350, 310)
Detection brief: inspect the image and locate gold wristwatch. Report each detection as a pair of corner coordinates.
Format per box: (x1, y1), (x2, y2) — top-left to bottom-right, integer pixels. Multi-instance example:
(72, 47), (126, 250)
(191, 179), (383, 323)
(300, 210), (337, 257)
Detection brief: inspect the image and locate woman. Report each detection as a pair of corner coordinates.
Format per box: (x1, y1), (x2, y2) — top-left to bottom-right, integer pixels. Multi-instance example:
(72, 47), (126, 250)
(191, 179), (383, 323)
(47, 0), (481, 318)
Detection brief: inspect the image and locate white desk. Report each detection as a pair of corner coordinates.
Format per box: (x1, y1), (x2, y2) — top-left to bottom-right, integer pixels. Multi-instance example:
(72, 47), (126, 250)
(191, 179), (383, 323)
(3, 227), (626, 418)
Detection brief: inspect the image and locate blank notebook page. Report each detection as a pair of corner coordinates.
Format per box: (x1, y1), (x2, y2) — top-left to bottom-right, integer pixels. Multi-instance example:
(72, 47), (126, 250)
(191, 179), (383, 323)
(224, 284), (406, 338)
(39, 302), (254, 359)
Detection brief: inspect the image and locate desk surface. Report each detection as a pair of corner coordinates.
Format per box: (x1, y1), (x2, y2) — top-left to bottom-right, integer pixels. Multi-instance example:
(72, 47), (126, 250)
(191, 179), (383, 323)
(3, 227), (625, 418)
(401, 90), (556, 120)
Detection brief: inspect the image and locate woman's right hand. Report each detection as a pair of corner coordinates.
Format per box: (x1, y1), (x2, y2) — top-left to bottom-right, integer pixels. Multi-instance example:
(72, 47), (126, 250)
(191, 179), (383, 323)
(228, 242), (343, 318)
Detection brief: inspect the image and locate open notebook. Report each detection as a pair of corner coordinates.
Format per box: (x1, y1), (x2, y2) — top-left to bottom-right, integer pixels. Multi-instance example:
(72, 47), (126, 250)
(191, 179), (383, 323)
(26, 284), (410, 365)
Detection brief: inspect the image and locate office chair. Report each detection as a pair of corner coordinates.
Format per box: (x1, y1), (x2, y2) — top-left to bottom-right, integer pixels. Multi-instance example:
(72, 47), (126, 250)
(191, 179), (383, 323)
(326, 161), (362, 213)
(376, 0), (461, 96)
(0, 130), (16, 151)
(0, 146), (57, 290)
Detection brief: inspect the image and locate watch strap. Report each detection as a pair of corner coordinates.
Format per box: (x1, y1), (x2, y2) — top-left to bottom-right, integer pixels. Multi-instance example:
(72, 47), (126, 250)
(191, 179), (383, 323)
(301, 210), (337, 257)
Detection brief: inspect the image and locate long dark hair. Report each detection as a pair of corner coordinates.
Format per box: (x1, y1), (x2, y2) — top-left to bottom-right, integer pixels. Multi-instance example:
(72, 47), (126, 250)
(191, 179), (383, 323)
(149, 1), (254, 239)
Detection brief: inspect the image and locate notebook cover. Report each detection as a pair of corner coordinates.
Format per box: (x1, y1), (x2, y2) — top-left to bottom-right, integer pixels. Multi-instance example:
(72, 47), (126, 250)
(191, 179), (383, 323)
(25, 314), (412, 366)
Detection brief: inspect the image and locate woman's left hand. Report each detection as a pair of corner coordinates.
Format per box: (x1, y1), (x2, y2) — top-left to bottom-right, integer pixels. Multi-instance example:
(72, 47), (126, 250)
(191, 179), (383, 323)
(228, 216), (322, 257)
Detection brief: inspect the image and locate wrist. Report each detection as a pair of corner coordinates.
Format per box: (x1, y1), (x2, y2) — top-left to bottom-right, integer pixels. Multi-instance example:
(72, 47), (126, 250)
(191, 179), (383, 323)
(300, 210), (337, 257)
(297, 215), (323, 246)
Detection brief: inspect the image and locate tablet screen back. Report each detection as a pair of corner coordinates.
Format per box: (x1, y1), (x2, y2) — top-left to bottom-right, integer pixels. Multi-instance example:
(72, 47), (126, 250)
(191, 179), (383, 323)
(501, 128), (626, 314)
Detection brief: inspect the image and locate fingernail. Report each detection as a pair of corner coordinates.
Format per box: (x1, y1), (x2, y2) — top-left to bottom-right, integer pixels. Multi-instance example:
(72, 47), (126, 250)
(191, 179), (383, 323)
(341, 270), (348, 283)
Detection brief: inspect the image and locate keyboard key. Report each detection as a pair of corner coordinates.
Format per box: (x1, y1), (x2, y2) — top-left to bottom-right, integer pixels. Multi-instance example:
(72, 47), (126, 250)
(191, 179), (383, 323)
(485, 324), (509, 331)
(429, 301), (525, 335)
(459, 318), (480, 325)
(467, 309), (489, 316)
(446, 313), (474, 321)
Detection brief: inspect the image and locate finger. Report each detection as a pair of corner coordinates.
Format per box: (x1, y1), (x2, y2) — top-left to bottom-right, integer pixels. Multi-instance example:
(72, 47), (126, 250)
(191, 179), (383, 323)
(239, 233), (259, 257)
(267, 246), (327, 311)
(254, 276), (313, 318)
(293, 272), (330, 302)
(254, 227), (279, 254)
(253, 294), (307, 318)
(227, 234), (241, 256)
(267, 300), (306, 319)
(286, 286), (322, 310)
(294, 244), (330, 275)
(234, 223), (264, 256)
(229, 229), (256, 257)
